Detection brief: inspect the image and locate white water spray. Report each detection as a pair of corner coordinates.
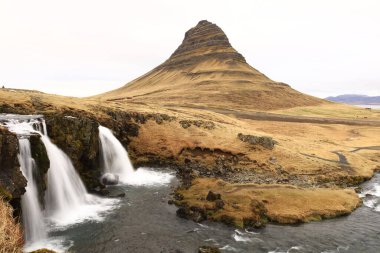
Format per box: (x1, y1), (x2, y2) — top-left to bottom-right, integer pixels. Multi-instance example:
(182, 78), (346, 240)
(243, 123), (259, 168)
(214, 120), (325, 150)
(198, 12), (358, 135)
(98, 125), (173, 186)
(1, 115), (117, 252)
(26, 121), (116, 227)
(41, 134), (101, 225)
(98, 126), (134, 180)
(18, 138), (47, 244)
(360, 174), (380, 212)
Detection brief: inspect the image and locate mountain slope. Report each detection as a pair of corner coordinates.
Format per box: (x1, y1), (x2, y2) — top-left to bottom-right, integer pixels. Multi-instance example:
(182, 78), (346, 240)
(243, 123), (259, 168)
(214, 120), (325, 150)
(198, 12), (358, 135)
(97, 20), (325, 111)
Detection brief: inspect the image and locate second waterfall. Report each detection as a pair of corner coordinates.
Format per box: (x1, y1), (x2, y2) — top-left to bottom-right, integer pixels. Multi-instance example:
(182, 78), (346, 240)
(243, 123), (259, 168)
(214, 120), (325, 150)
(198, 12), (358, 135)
(98, 125), (173, 186)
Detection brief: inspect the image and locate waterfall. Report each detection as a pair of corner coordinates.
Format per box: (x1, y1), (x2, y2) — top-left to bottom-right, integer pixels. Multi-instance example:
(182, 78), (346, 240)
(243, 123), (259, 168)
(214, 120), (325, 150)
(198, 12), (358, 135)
(98, 126), (134, 182)
(18, 138), (47, 244)
(1, 115), (117, 252)
(40, 134), (93, 224)
(34, 121), (115, 226)
(98, 125), (173, 186)
(1, 116), (116, 232)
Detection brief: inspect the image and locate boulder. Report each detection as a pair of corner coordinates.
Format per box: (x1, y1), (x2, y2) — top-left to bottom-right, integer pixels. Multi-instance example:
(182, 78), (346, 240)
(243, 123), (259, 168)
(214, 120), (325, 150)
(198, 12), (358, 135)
(198, 246), (221, 253)
(206, 191), (221, 201)
(45, 114), (102, 190)
(237, 133), (277, 149)
(29, 134), (50, 206)
(101, 173), (119, 186)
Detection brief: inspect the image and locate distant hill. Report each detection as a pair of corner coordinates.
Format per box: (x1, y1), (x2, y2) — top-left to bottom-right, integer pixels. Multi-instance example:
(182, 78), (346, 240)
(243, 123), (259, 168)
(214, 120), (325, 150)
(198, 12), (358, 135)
(95, 20), (325, 111)
(326, 94), (380, 105)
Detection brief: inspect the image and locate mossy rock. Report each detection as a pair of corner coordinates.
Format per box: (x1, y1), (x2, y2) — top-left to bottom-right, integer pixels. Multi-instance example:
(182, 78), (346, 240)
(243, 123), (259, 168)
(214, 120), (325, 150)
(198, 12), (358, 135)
(45, 114), (102, 190)
(0, 128), (27, 205)
(29, 134), (50, 206)
(0, 186), (12, 200)
(198, 246), (221, 253)
(30, 249), (57, 253)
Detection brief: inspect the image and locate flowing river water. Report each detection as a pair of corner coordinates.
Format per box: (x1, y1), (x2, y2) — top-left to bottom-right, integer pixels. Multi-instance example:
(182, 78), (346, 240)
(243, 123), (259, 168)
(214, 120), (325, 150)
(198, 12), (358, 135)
(47, 170), (380, 253)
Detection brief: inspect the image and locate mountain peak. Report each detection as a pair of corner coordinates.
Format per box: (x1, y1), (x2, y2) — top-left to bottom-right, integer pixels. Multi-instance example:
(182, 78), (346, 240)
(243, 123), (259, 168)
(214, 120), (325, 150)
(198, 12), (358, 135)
(159, 20), (246, 70)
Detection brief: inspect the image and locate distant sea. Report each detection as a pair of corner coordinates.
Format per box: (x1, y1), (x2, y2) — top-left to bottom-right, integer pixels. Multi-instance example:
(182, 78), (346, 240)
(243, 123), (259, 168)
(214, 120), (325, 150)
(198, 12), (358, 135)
(355, 104), (380, 109)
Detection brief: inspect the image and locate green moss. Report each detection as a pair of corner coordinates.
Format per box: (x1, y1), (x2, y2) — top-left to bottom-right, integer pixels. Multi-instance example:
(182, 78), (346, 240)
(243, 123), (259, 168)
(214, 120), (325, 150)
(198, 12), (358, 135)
(233, 219), (244, 228)
(0, 186), (12, 200)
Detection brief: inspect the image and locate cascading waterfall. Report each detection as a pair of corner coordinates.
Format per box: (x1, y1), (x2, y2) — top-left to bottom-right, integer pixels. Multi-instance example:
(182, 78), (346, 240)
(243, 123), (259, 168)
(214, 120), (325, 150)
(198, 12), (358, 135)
(1, 115), (117, 251)
(98, 125), (173, 186)
(18, 138), (47, 244)
(40, 134), (93, 224)
(32, 120), (116, 226)
(98, 126), (134, 182)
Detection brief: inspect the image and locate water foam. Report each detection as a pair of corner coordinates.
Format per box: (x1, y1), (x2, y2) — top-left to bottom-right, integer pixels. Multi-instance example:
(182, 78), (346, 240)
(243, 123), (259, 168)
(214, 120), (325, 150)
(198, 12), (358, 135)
(99, 125), (174, 186)
(1, 115), (119, 251)
(360, 175), (380, 212)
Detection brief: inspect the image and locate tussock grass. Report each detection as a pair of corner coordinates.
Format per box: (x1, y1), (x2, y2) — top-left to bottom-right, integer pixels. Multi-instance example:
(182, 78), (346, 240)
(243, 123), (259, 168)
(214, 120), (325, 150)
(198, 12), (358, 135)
(0, 198), (23, 253)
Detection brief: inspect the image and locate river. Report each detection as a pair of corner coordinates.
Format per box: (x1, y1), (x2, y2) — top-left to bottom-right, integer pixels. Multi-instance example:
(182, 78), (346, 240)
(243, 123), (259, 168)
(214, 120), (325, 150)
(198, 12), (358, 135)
(41, 168), (380, 253)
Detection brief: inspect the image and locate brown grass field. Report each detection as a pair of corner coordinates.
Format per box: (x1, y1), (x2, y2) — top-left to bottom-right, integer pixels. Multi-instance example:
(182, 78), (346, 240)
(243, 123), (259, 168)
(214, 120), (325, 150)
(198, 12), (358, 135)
(0, 198), (23, 253)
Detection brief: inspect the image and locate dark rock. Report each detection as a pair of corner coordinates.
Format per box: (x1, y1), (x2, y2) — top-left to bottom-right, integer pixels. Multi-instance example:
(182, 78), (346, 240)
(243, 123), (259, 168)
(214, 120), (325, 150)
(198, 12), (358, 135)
(243, 217), (265, 228)
(101, 173), (119, 186)
(179, 120), (215, 130)
(215, 199), (225, 209)
(179, 120), (191, 129)
(0, 127), (27, 211)
(45, 114), (102, 191)
(198, 245), (221, 253)
(97, 187), (125, 198)
(220, 215), (235, 226)
(176, 206), (190, 219)
(237, 133), (277, 150)
(29, 134), (49, 206)
(176, 206), (206, 223)
(174, 192), (184, 201)
(206, 191), (221, 201)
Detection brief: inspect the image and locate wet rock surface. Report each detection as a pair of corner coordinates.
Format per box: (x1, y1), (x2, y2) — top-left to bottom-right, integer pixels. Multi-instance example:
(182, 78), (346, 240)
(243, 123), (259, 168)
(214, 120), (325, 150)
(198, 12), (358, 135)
(29, 134), (50, 206)
(101, 173), (119, 186)
(198, 245), (221, 253)
(0, 127), (26, 210)
(45, 114), (102, 190)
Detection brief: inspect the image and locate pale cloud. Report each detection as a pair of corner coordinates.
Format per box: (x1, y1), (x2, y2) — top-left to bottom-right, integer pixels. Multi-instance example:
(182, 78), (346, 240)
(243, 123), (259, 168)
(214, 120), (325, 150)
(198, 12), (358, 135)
(0, 0), (379, 97)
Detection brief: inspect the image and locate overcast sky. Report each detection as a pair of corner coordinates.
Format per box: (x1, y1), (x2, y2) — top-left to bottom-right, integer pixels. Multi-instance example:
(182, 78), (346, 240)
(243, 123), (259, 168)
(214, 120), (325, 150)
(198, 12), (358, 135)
(1, 0), (379, 98)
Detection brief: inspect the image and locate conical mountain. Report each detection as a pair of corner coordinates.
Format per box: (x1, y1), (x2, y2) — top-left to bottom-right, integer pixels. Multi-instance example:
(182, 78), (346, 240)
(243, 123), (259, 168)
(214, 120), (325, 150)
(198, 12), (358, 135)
(98, 20), (324, 111)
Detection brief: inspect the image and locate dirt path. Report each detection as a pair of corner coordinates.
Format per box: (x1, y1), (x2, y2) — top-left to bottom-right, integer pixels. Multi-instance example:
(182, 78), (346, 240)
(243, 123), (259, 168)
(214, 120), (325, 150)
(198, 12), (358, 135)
(168, 105), (380, 126)
(351, 146), (380, 152)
